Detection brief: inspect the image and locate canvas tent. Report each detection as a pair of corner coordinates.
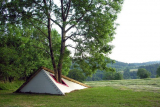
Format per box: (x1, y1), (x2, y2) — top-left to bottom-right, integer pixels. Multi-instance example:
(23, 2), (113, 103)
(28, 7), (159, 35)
(15, 67), (90, 95)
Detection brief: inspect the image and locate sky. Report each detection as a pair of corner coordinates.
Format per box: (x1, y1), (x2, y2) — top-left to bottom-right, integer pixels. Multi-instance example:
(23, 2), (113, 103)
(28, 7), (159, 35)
(109, 0), (160, 63)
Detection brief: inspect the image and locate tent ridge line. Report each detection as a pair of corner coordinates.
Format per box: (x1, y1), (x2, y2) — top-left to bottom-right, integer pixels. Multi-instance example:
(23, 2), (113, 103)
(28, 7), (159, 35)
(43, 70), (64, 95)
(15, 67), (43, 93)
(42, 66), (91, 88)
(15, 66), (91, 94)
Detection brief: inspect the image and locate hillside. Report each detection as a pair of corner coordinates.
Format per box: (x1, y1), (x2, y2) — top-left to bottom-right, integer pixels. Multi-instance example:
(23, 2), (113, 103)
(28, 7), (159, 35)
(86, 60), (160, 81)
(107, 60), (160, 72)
(138, 63), (160, 78)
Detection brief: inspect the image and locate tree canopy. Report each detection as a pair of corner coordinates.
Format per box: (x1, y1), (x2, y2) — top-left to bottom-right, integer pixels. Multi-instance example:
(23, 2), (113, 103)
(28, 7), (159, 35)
(156, 66), (160, 77)
(137, 68), (151, 79)
(0, 24), (71, 82)
(1, 0), (124, 82)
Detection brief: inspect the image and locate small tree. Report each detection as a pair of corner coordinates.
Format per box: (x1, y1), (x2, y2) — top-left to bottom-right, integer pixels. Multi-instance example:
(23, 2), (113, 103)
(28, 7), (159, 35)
(156, 66), (160, 77)
(137, 68), (151, 79)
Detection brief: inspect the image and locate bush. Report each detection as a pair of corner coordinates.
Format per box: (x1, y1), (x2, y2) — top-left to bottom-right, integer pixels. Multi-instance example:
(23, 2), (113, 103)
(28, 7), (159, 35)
(137, 68), (151, 79)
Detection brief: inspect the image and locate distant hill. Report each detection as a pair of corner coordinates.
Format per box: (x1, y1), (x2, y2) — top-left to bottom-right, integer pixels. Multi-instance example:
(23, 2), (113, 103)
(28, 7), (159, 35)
(138, 63), (160, 78)
(86, 60), (160, 81)
(107, 60), (160, 72)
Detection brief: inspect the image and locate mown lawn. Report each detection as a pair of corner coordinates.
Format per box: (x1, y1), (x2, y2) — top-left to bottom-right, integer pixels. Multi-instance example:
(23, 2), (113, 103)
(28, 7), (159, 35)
(85, 78), (160, 93)
(0, 78), (160, 107)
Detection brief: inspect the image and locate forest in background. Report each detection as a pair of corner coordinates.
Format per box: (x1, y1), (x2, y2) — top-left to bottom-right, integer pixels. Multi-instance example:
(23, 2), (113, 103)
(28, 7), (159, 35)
(86, 61), (160, 81)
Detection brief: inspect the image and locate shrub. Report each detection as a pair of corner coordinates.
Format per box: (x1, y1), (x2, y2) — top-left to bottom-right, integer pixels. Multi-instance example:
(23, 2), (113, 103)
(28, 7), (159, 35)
(137, 68), (151, 79)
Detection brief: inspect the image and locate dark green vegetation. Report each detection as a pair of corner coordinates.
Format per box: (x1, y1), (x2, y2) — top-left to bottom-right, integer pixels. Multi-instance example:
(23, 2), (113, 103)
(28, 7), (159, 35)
(139, 63), (160, 78)
(157, 66), (160, 77)
(103, 71), (123, 80)
(87, 61), (160, 81)
(0, 25), (71, 82)
(1, 78), (160, 107)
(0, 81), (24, 90)
(67, 69), (86, 82)
(1, 0), (124, 82)
(137, 68), (151, 79)
(108, 61), (160, 71)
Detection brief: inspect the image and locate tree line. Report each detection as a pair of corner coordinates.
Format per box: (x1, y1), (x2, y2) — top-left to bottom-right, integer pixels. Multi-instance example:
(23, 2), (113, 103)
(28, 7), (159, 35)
(85, 62), (160, 81)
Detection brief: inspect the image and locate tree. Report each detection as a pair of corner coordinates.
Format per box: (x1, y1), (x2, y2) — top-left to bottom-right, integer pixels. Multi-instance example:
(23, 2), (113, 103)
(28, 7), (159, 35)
(156, 66), (160, 77)
(137, 68), (151, 79)
(139, 64), (160, 78)
(1, 0), (124, 82)
(0, 24), (71, 82)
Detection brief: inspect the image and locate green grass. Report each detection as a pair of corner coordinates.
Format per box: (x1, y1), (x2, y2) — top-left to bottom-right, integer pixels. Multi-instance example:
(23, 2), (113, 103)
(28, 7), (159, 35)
(0, 81), (24, 90)
(0, 78), (160, 107)
(130, 69), (138, 72)
(85, 78), (160, 93)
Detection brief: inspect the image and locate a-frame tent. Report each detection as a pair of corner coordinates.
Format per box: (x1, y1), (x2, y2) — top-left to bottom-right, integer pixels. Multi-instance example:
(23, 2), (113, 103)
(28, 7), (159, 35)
(15, 67), (90, 95)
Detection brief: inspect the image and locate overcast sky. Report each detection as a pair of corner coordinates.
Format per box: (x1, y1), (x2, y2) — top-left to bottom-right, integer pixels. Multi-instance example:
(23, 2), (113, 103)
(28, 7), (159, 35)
(109, 0), (160, 63)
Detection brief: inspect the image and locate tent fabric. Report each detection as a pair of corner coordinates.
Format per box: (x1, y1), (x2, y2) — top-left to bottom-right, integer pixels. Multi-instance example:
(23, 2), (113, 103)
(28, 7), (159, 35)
(15, 67), (90, 95)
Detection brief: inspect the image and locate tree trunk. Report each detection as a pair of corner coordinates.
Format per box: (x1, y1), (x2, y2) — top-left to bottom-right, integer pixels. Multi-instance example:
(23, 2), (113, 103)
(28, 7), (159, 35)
(47, 14), (58, 81)
(57, 29), (66, 83)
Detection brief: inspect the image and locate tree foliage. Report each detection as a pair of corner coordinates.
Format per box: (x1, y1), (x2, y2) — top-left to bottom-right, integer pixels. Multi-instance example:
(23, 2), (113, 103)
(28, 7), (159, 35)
(0, 24), (71, 82)
(139, 64), (160, 78)
(1, 0), (124, 82)
(103, 71), (123, 80)
(156, 66), (160, 77)
(67, 69), (86, 82)
(137, 68), (151, 79)
(123, 68), (130, 79)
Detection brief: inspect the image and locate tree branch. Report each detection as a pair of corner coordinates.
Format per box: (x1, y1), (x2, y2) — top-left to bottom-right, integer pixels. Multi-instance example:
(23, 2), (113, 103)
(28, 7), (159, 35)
(64, 0), (71, 20)
(61, 0), (65, 21)
(65, 14), (85, 33)
(65, 45), (77, 49)
(50, 18), (62, 28)
(65, 33), (77, 41)
(65, 32), (87, 41)
(65, 1), (94, 33)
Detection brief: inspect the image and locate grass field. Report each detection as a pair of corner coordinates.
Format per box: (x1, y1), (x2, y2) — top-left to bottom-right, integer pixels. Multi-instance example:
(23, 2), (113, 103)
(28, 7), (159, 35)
(0, 78), (160, 107)
(85, 78), (160, 93)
